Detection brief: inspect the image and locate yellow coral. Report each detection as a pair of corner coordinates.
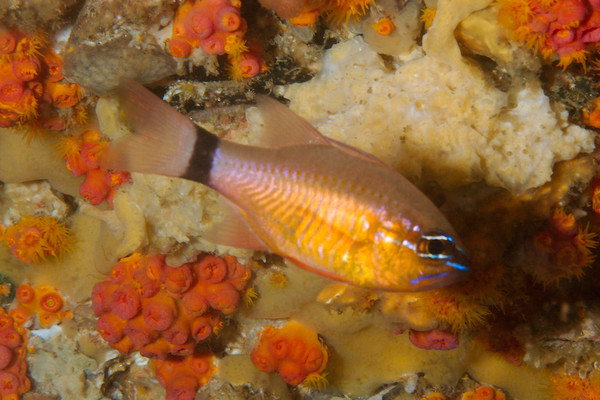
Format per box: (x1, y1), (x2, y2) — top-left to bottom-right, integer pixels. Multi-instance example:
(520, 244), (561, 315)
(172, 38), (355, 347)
(302, 372), (329, 391)
(269, 271), (288, 287)
(324, 0), (373, 24)
(243, 286), (258, 306)
(224, 34), (248, 58)
(421, 8), (436, 30)
(1, 216), (74, 264)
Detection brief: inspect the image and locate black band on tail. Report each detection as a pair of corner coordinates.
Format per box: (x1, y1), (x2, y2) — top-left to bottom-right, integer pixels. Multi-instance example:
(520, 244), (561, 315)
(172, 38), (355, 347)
(181, 125), (220, 184)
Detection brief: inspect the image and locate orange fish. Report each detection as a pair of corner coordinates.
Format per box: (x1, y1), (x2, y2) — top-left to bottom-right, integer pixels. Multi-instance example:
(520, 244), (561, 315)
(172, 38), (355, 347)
(102, 80), (469, 291)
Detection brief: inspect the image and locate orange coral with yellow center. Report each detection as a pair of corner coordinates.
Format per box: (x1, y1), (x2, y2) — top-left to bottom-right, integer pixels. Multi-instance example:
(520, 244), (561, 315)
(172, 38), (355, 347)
(373, 17), (395, 35)
(0, 216), (74, 264)
(323, 0), (373, 24)
(251, 321), (329, 386)
(170, 0), (268, 80)
(0, 28), (85, 132)
(550, 373), (600, 400)
(11, 284), (70, 328)
(44, 81), (82, 109)
(58, 129), (132, 206)
(524, 202), (598, 284)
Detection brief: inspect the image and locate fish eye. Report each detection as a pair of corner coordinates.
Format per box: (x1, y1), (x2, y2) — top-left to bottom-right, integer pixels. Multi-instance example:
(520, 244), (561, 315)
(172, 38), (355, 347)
(417, 232), (453, 259)
(426, 239), (446, 255)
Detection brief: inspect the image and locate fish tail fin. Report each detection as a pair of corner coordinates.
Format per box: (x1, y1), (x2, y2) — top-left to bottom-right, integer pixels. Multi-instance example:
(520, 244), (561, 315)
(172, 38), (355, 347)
(101, 79), (219, 184)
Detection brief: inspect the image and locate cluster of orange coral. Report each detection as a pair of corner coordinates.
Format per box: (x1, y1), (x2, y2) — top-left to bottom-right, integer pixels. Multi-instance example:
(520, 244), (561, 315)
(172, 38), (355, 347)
(583, 97), (600, 128)
(527, 205), (597, 283)
(57, 129), (131, 206)
(497, 0), (600, 69)
(169, 0), (267, 80)
(461, 386), (506, 400)
(418, 386), (505, 400)
(420, 393), (447, 400)
(0, 216), (73, 264)
(10, 284), (70, 328)
(550, 373), (600, 400)
(0, 307), (30, 400)
(283, 0), (374, 27)
(152, 351), (216, 400)
(250, 321), (329, 386)
(92, 252), (251, 359)
(0, 28), (85, 134)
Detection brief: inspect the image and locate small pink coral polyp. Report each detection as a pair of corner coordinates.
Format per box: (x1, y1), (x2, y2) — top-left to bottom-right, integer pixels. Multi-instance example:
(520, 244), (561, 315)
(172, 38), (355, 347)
(408, 328), (459, 350)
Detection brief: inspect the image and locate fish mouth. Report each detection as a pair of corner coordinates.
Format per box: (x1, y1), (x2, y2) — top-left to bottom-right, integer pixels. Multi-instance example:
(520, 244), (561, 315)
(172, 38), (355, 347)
(409, 248), (471, 290)
(410, 268), (469, 289)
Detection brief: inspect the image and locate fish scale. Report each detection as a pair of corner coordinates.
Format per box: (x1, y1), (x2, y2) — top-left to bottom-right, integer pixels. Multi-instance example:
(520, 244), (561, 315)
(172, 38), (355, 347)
(210, 143), (392, 285)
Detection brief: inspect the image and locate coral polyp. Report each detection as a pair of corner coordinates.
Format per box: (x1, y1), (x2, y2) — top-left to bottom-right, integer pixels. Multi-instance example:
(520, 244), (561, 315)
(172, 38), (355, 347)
(0, 28), (85, 136)
(92, 252), (251, 359)
(0, 216), (74, 264)
(169, 0), (266, 79)
(251, 321), (329, 386)
(549, 373), (600, 400)
(372, 17), (395, 35)
(152, 351), (217, 400)
(11, 284), (70, 328)
(523, 205), (598, 284)
(58, 129), (131, 207)
(496, 0), (600, 68)
(461, 385), (506, 400)
(0, 308), (29, 400)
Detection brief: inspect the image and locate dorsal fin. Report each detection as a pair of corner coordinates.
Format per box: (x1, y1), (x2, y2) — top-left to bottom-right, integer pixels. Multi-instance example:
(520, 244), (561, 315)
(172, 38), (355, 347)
(252, 95), (331, 147)
(253, 95), (387, 166)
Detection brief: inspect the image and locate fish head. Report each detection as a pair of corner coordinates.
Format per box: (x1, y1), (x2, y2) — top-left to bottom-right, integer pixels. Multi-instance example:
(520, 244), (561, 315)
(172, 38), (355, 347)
(373, 220), (470, 291)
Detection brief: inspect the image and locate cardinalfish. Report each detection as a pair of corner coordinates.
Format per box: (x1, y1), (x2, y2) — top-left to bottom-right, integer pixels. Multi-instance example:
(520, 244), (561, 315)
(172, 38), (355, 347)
(102, 80), (470, 291)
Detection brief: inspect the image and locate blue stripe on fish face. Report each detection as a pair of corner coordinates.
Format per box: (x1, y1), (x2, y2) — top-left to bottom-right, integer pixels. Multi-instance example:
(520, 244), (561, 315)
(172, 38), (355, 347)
(411, 271), (449, 285)
(445, 261), (469, 271)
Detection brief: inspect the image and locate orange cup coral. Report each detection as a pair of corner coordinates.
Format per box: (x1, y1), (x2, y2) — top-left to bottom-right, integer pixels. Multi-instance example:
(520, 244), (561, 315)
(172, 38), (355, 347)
(152, 351), (216, 400)
(92, 253), (252, 360)
(0, 216), (74, 264)
(11, 284), (70, 328)
(550, 373), (600, 400)
(57, 129), (131, 207)
(461, 385), (505, 400)
(496, 0), (600, 69)
(0, 307), (30, 399)
(251, 321), (329, 386)
(170, 0), (267, 79)
(0, 28), (85, 134)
